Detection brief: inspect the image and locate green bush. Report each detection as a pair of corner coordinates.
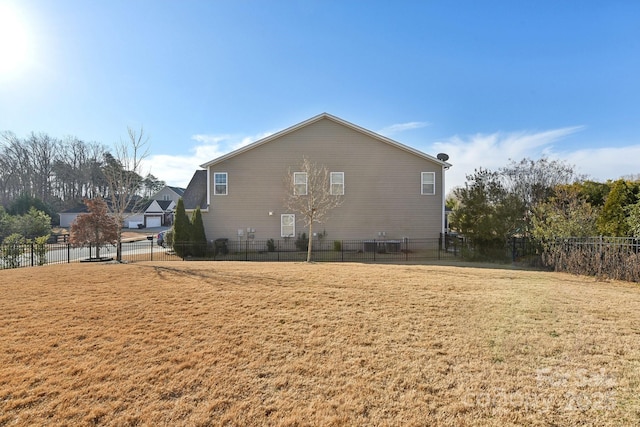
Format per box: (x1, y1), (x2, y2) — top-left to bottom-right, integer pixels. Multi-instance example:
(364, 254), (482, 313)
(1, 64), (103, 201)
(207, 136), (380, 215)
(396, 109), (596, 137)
(173, 199), (191, 258)
(190, 207), (207, 257)
(295, 233), (307, 251)
(266, 238), (275, 252)
(33, 235), (49, 266)
(333, 240), (342, 252)
(2, 233), (25, 269)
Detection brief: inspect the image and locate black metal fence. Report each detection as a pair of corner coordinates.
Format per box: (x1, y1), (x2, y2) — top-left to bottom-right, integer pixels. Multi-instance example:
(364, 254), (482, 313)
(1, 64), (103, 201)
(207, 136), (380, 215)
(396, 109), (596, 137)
(1, 236), (469, 269)
(541, 236), (640, 282)
(173, 237), (464, 263)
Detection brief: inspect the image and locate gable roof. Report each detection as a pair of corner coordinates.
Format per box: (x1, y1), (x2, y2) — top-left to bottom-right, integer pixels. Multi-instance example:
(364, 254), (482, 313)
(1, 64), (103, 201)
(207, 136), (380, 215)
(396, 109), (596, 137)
(60, 204), (89, 214)
(182, 170), (208, 210)
(152, 185), (185, 199)
(200, 113), (452, 169)
(143, 200), (163, 213)
(156, 200), (174, 211)
(167, 186), (185, 196)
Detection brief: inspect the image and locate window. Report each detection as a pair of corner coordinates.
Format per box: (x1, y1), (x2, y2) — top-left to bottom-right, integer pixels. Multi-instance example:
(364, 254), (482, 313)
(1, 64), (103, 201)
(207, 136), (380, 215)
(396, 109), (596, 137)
(421, 172), (435, 195)
(162, 195), (170, 201)
(214, 172), (228, 195)
(294, 172), (307, 195)
(281, 214), (295, 237)
(330, 172), (344, 195)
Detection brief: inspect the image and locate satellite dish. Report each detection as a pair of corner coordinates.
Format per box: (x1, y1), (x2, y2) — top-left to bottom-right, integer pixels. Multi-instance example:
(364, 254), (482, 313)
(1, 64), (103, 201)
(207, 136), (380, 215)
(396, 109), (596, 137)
(437, 153), (449, 162)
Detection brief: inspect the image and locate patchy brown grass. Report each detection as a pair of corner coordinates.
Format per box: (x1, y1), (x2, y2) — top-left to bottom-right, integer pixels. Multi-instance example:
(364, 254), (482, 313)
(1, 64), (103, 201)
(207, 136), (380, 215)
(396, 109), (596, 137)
(1, 262), (639, 426)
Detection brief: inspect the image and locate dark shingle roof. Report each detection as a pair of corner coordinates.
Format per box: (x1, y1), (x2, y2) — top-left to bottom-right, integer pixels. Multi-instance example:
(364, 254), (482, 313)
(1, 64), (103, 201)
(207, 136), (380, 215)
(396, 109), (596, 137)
(157, 200), (174, 211)
(60, 204), (89, 214)
(182, 170), (208, 210)
(168, 186), (185, 196)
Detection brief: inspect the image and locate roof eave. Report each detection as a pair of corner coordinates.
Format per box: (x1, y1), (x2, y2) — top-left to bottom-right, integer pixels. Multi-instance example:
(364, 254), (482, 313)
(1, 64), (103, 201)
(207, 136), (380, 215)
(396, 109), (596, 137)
(200, 112), (452, 169)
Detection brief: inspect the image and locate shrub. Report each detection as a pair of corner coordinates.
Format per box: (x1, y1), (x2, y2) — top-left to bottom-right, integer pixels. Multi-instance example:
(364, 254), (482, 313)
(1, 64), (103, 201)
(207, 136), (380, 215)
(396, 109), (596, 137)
(295, 233), (307, 251)
(32, 235), (49, 266)
(190, 207), (207, 257)
(173, 199), (191, 258)
(266, 239), (275, 252)
(2, 233), (25, 269)
(333, 240), (342, 252)
(164, 229), (174, 247)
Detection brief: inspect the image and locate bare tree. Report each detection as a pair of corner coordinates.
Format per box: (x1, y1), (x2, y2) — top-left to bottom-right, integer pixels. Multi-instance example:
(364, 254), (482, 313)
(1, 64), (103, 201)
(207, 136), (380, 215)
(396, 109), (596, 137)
(500, 157), (581, 236)
(27, 132), (59, 203)
(284, 157), (343, 262)
(102, 127), (150, 262)
(0, 132), (32, 203)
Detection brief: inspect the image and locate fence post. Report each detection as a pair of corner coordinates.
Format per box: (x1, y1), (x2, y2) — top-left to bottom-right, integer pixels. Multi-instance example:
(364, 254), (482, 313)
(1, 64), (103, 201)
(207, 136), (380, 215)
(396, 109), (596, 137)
(373, 239), (376, 262)
(67, 243), (70, 263)
(341, 240), (344, 262)
(406, 238), (409, 262)
(150, 237), (153, 261)
(30, 243), (34, 267)
(598, 235), (603, 277)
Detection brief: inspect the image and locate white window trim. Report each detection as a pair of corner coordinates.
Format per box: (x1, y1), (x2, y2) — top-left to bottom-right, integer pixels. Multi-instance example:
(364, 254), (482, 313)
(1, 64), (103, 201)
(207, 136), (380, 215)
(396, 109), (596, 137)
(293, 172), (307, 195)
(281, 214), (295, 237)
(330, 172), (345, 195)
(214, 172), (228, 195)
(421, 172), (436, 195)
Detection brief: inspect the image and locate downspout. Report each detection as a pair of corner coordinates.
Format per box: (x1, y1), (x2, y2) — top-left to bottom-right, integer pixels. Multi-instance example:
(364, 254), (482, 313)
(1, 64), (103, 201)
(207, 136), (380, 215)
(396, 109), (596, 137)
(441, 162), (451, 234)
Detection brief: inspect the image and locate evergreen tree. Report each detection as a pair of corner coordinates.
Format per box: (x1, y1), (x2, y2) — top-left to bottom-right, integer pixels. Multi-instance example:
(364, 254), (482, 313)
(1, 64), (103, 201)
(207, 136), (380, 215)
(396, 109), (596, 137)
(598, 179), (633, 236)
(17, 207), (52, 240)
(190, 207), (207, 257)
(172, 198), (191, 258)
(450, 168), (525, 260)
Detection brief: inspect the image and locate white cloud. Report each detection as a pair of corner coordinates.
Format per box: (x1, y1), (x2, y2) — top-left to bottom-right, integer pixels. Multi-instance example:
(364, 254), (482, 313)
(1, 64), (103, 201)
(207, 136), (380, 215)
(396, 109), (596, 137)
(377, 121), (430, 136)
(190, 134), (232, 144)
(231, 131), (274, 150)
(146, 124), (639, 194)
(559, 145), (640, 183)
(141, 131), (274, 188)
(430, 126), (586, 194)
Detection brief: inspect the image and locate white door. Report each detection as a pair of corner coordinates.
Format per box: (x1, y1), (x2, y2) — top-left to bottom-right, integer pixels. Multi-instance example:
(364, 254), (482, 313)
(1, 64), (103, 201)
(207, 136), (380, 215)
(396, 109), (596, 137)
(147, 217), (162, 228)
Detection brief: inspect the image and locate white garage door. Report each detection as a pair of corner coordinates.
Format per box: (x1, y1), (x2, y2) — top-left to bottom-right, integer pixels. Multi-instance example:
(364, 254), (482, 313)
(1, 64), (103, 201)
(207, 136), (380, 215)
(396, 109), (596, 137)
(147, 217), (162, 228)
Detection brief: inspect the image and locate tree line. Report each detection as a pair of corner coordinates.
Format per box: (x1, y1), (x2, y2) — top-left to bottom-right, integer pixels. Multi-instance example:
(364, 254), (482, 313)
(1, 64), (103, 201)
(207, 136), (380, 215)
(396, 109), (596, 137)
(448, 157), (640, 260)
(0, 131), (165, 217)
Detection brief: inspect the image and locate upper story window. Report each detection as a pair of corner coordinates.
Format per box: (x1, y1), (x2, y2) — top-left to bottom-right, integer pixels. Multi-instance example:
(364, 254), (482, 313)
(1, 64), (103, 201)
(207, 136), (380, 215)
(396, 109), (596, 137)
(330, 172), (344, 195)
(421, 172), (435, 195)
(214, 172), (228, 195)
(162, 194), (170, 201)
(294, 172), (307, 195)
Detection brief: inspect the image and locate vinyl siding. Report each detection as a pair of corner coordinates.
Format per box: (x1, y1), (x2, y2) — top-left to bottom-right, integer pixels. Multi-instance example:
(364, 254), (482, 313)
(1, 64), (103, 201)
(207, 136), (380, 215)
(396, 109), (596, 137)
(202, 117), (444, 241)
(153, 187), (181, 202)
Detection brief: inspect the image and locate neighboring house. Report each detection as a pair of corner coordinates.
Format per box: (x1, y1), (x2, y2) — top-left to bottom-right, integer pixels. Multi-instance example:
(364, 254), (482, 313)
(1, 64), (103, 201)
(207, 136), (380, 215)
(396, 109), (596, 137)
(183, 113), (451, 243)
(152, 186), (185, 203)
(59, 205), (89, 228)
(59, 199), (176, 229)
(125, 200), (176, 228)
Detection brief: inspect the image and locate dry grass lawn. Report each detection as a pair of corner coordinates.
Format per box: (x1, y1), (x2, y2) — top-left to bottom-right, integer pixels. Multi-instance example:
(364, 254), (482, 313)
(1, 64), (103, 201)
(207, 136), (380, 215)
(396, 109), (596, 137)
(1, 262), (639, 426)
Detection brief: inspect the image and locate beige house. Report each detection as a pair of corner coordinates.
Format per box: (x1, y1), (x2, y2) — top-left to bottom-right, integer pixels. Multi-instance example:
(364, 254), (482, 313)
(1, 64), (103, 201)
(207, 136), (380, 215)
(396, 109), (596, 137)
(152, 186), (185, 203)
(182, 113), (451, 242)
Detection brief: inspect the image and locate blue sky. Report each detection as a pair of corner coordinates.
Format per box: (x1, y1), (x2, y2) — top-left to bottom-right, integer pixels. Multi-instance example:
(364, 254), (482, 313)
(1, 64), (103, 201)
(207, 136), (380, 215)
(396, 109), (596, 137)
(1, 0), (639, 192)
